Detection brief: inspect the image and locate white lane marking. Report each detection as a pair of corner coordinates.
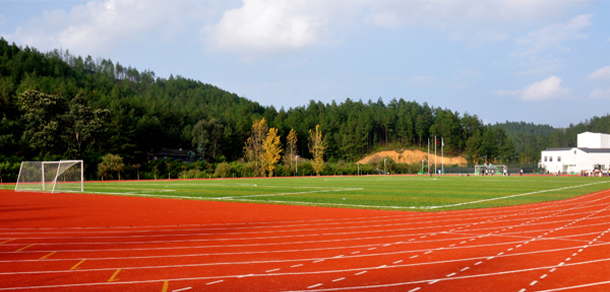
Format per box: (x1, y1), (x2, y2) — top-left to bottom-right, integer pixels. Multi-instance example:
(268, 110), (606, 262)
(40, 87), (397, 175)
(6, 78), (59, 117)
(447, 273), (456, 277)
(474, 261), (482, 265)
(266, 268), (280, 273)
(355, 271), (367, 275)
(291, 264), (303, 268)
(424, 251), (432, 254)
(333, 255), (344, 259)
(533, 280), (610, 292)
(332, 278), (345, 282)
(2, 253), (609, 291)
(308, 283), (323, 289)
(206, 280), (223, 285)
(351, 251), (360, 254)
(541, 274), (547, 279)
(409, 288), (421, 292)
(461, 267), (470, 271)
(530, 280), (538, 286)
(172, 288), (192, 292)
(410, 255), (418, 259)
(429, 280), (440, 284)
(393, 260), (403, 264)
(313, 260), (324, 263)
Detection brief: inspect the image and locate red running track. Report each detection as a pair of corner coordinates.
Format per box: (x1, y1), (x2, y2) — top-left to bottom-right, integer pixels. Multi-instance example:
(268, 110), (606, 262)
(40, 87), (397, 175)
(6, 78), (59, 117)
(0, 189), (609, 292)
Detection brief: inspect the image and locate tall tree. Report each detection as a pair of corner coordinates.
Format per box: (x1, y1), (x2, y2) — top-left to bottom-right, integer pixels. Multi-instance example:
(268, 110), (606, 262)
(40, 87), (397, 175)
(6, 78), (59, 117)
(244, 118), (268, 177)
(263, 128), (282, 177)
(19, 90), (68, 156)
(308, 125), (326, 175)
(283, 128), (298, 170)
(98, 153), (124, 180)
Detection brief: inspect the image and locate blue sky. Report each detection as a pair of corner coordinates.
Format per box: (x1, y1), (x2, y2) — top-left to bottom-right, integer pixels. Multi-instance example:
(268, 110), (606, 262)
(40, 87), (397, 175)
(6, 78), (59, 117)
(1, 0), (609, 127)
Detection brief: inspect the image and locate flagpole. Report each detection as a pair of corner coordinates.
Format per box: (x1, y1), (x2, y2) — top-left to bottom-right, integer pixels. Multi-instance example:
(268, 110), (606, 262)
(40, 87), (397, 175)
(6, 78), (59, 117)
(428, 138), (430, 175)
(442, 137), (444, 176)
(434, 136), (437, 175)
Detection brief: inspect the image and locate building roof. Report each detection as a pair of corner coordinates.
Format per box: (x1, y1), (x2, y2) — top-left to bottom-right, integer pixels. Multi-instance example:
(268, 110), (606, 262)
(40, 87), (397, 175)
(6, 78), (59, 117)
(152, 148), (190, 157)
(579, 148), (610, 154)
(542, 147), (610, 154)
(542, 148), (573, 152)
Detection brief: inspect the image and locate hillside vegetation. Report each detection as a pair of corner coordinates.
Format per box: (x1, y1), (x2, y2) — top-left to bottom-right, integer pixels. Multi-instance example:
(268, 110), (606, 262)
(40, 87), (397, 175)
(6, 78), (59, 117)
(0, 38), (609, 181)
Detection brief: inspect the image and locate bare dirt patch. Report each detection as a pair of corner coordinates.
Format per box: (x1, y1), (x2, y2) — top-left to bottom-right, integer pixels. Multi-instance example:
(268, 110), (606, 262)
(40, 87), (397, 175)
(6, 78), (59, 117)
(357, 149), (467, 166)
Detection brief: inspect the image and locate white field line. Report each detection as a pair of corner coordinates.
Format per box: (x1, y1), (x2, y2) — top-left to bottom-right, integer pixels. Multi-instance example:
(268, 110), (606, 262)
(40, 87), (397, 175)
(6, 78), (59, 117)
(223, 185), (610, 209)
(87, 187), (176, 192)
(0, 256), (608, 291)
(323, 178), (437, 182)
(217, 188), (364, 200)
(88, 180), (609, 209)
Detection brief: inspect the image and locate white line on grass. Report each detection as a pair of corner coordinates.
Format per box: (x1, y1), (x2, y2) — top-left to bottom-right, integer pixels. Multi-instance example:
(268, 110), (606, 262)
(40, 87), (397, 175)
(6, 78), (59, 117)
(217, 188), (364, 200)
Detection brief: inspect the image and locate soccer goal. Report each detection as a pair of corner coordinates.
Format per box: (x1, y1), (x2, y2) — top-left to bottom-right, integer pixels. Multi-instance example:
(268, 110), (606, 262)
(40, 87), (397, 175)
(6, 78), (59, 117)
(474, 163), (507, 175)
(15, 160), (84, 193)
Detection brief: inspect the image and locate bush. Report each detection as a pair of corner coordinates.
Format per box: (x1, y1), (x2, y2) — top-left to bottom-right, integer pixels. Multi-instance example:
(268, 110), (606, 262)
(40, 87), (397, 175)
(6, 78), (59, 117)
(214, 162), (231, 178)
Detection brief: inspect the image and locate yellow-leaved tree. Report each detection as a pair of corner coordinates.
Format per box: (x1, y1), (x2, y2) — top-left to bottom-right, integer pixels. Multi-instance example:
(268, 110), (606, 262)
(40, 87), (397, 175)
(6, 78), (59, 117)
(263, 128), (282, 177)
(308, 125), (326, 175)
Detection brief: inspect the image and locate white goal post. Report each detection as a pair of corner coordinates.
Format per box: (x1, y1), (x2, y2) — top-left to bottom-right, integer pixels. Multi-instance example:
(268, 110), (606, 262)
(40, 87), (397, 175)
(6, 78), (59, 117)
(15, 160), (84, 193)
(474, 163), (507, 175)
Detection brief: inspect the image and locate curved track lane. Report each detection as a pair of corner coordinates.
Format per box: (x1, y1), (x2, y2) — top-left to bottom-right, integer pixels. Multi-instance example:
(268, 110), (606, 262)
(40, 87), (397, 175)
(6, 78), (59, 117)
(0, 189), (609, 291)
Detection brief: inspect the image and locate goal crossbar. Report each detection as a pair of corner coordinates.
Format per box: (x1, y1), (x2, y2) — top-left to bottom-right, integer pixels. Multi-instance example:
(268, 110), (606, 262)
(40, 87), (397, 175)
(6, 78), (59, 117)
(15, 160), (84, 193)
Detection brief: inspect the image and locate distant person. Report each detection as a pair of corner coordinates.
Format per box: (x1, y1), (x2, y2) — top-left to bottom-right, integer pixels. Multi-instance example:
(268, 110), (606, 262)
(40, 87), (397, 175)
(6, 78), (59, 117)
(519, 169), (523, 176)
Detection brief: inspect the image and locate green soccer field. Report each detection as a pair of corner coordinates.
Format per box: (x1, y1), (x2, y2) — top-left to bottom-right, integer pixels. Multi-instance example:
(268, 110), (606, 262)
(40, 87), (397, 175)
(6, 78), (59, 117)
(7, 175), (604, 211)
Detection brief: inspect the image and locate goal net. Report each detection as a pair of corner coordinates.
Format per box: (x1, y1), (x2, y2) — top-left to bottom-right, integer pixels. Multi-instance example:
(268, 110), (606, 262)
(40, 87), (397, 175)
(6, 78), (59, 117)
(474, 163), (507, 175)
(15, 160), (84, 193)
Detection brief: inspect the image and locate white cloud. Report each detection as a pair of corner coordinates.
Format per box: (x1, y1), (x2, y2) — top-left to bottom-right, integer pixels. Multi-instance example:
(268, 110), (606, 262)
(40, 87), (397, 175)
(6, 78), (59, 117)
(203, 0), (340, 56)
(203, 0), (587, 56)
(6, 0), (194, 56)
(512, 14), (591, 58)
(589, 88), (610, 99)
(521, 76), (569, 101)
(587, 66), (610, 80)
(495, 76), (569, 101)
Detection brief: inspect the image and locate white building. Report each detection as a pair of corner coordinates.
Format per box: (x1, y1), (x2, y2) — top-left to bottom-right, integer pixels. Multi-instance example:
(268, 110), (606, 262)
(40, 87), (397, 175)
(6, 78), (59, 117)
(540, 132), (610, 174)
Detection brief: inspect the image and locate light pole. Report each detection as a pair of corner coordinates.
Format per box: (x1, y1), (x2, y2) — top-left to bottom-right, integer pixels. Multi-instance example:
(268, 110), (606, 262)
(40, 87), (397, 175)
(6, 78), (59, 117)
(295, 155), (299, 177)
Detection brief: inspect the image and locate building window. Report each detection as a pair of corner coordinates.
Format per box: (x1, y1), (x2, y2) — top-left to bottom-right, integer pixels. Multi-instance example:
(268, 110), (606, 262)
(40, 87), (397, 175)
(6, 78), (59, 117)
(544, 156), (547, 162)
(558, 156), (561, 162)
(549, 156), (553, 162)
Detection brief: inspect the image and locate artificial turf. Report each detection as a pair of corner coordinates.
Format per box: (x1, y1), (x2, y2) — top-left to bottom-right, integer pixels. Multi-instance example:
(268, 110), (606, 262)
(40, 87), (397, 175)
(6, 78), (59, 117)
(6, 175), (604, 211)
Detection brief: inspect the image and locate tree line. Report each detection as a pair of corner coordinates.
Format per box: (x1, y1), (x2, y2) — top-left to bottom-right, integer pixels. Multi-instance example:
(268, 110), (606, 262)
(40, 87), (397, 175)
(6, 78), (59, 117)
(1, 38), (608, 181)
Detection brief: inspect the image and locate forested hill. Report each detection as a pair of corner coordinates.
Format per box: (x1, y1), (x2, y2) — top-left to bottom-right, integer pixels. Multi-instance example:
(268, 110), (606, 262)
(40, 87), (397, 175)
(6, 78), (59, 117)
(494, 121), (555, 137)
(0, 38), (608, 180)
